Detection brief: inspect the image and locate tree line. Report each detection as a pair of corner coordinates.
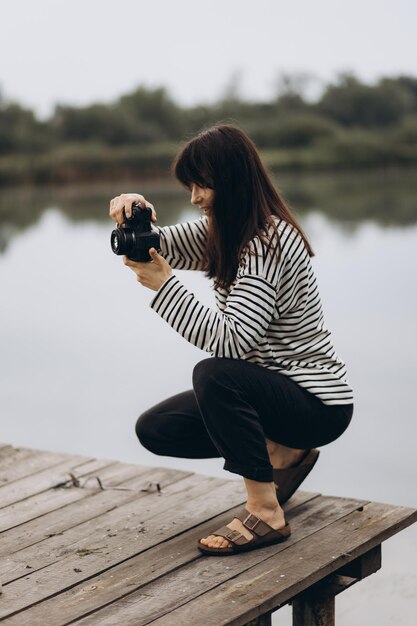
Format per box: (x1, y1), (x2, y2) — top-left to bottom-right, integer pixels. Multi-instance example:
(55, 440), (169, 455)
(1, 72), (417, 184)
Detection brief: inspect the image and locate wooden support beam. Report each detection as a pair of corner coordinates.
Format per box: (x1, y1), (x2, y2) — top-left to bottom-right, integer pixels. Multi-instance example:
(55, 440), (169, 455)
(293, 596), (335, 626)
(291, 576), (356, 625)
(244, 612), (272, 626)
(337, 544), (381, 580)
(291, 544), (382, 625)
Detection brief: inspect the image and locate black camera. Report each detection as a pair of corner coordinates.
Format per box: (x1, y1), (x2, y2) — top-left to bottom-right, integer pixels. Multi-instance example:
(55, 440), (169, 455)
(110, 204), (160, 262)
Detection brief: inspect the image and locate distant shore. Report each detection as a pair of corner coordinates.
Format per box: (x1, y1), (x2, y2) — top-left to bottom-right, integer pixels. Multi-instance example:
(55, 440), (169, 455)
(2, 75), (417, 186)
(1, 142), (417, 187)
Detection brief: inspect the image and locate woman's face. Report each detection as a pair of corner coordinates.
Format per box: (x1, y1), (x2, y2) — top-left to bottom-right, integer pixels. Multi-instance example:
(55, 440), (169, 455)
(190, 183), (214, 217)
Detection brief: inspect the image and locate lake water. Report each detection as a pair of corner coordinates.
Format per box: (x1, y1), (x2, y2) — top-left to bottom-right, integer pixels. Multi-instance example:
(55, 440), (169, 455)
(1, 171), (416, 624)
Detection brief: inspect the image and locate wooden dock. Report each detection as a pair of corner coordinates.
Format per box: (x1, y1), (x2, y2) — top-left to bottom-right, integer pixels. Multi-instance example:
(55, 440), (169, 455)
(0, 442), (415, 626)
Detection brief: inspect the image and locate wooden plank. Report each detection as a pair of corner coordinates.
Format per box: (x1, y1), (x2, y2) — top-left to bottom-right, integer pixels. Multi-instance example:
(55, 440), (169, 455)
(0, 444), (23, 460)
(2, 446), (412, 626)
(112, 501), (416, 626)
(0, 493), (360, 625)
(0, 465), (193, 582)
(65, 494), (365, 626)
(0, 459), (150, 534)
(0, 446), (34, 469)
(0, 474), (255, 620)
(0, 468), (220, 584)
(0, 447), (73, 486)
(0, 454), (95, 509)
(0, 493), (314, 623)
(0, 458), (117, 532)
(7, 492), (311, 624)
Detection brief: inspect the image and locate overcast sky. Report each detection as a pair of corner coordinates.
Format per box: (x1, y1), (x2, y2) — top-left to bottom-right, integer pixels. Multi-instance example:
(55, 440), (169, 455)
(2, 0), (416, 119)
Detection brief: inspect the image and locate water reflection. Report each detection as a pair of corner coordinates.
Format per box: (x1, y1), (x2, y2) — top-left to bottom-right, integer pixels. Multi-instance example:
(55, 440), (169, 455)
(0, 185), (415, 626)
(1, 204), (416, 481)
(1, 169), (417, 254)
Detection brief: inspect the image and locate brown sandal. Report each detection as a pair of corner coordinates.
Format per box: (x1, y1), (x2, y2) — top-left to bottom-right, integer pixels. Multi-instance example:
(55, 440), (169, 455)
(273, 448), (320, 504)
(197, 507), (291, 556)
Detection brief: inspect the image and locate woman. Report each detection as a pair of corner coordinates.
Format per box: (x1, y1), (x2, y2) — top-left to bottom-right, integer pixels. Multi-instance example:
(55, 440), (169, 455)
(109, 123), (354, 556)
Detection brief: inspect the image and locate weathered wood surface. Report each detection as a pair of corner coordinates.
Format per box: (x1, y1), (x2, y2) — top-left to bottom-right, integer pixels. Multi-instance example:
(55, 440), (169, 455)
(0, 443), (415, 626)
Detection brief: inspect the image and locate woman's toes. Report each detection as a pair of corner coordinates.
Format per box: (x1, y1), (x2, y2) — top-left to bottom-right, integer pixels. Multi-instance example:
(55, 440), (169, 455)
(200, 534), (231, 548)
(209, 535), (221, 546)
(216, 536), (227, 547)
(200, 536), (210, 545)
(211, 535), (229, 548)
(200, 534), (214, 546)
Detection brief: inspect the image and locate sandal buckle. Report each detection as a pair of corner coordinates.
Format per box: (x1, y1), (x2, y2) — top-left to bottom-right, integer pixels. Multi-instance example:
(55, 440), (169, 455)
(243, 513), (260, 531)
(225, 529), (242, 541)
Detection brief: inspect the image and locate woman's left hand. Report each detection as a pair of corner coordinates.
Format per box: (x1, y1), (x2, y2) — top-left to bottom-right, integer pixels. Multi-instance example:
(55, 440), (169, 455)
(123, 248), (173, 291)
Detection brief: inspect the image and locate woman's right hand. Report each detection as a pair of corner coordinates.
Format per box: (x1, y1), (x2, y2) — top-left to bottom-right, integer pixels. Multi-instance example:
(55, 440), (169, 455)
(109, 193), (158, 225)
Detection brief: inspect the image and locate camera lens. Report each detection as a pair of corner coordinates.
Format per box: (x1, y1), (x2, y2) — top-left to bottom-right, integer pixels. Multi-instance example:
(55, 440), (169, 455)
(110, 209), (160, 262)
(111, 228), (134, 255)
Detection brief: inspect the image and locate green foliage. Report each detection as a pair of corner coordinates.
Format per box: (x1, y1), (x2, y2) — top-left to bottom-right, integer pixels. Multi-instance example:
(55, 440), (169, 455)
(383, 75), (417, 108)
(116, 86), (185, 142)
(317, 73), (415, 127)
(245, 113), (337, 148)
(0, 102), (52, 155)
(52, 104), (134, 145)
(391, 114), (417, 145)
(52, 87), (185, 145)
(1, 73), (417, 184)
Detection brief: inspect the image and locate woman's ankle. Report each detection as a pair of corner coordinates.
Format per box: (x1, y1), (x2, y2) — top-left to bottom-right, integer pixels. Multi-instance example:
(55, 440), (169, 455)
(244, 478), (279, 508)
(245, 498), (286, 527)
(266, 439), (306, 469)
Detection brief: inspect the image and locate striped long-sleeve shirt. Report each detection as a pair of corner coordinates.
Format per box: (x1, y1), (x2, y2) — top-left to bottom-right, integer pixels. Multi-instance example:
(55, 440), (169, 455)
(149, 215), (354, 406)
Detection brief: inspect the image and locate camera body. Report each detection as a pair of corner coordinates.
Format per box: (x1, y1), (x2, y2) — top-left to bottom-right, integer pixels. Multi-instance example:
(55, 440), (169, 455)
(110, 204), (160, 262)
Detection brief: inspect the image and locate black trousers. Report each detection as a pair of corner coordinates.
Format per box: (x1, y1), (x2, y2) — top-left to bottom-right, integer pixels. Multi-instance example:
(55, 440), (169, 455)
(135, 357), (353, 483)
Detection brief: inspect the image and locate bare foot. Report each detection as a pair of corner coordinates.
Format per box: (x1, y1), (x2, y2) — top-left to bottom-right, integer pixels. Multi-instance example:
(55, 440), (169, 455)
(199, 503), (286, 549)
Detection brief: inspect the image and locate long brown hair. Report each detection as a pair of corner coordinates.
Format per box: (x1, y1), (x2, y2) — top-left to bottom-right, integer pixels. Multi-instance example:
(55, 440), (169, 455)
(172, 122), (314, 290)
